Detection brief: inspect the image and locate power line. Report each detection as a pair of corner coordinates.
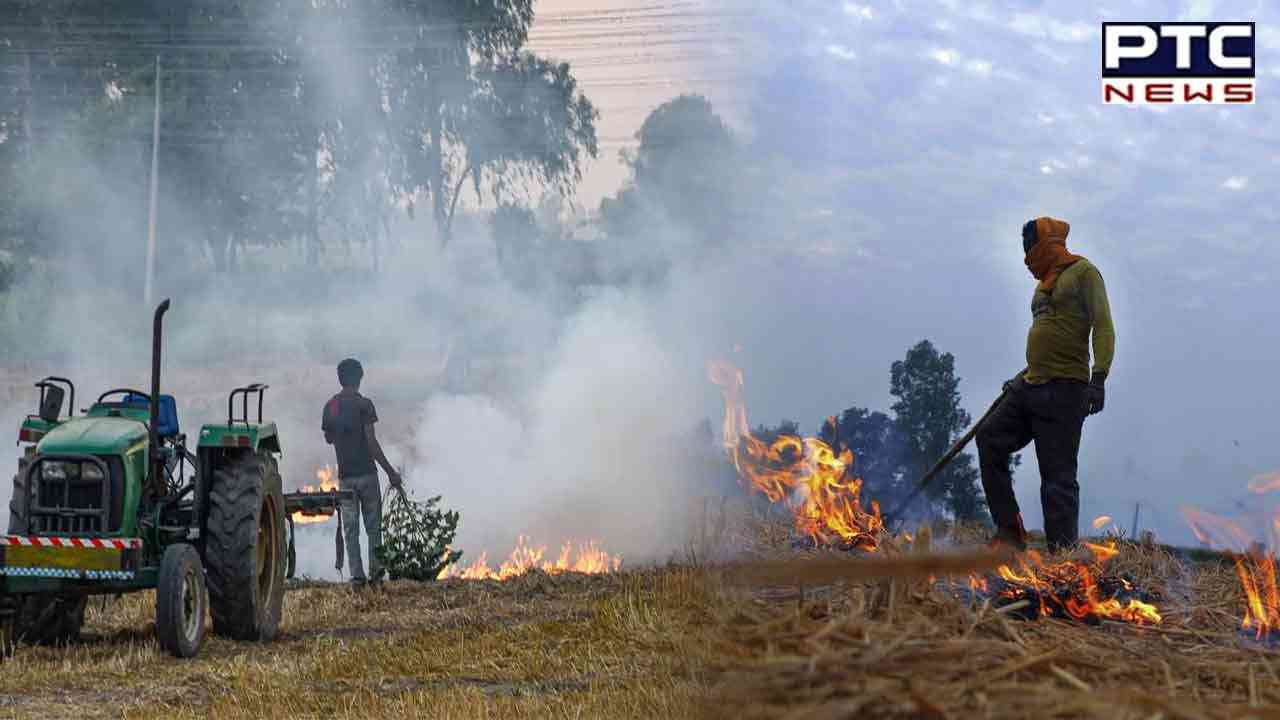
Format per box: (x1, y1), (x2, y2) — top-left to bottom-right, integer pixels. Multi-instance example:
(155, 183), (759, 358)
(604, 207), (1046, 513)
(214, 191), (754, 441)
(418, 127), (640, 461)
(0, 9), (743, 42)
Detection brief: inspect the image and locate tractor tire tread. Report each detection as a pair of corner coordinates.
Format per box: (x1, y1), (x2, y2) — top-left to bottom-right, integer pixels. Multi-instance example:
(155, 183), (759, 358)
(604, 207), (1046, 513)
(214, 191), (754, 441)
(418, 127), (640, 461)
(204, 452), (284, 641)
(156, 543), (205, 658)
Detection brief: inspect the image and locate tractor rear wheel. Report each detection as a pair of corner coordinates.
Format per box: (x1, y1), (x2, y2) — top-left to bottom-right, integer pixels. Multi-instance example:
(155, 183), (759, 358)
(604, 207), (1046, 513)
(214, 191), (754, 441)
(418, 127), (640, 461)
(205, 452), (285, 641)
(14, 595), (87, 646)
(156, 544), (206, 658)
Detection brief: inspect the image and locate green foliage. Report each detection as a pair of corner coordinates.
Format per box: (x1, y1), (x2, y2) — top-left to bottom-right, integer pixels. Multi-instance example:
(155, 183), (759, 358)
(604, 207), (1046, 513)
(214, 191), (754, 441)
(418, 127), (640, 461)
(821, 407), (909, 506)
(375, 491), (463, 582)
(889, 340), (988, 522)
(600, 94), (740, 270)
(490, 203), (542, 291)
(464, 54), (599, 206)
(753, 420), (801, 446)
(0, 0), (597, 264)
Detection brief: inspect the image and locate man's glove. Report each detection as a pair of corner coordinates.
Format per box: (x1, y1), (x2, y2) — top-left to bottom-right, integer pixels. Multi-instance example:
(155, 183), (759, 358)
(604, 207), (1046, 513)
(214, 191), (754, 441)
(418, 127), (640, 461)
(1086, 371), (1106, 415)
(1002, 371), (1026, 395)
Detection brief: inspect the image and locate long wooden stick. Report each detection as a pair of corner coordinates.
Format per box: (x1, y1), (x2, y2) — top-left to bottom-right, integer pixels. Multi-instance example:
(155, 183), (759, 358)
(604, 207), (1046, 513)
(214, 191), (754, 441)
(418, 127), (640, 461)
(883, 389), (1009, 526)
(724, 548), (1015, 586)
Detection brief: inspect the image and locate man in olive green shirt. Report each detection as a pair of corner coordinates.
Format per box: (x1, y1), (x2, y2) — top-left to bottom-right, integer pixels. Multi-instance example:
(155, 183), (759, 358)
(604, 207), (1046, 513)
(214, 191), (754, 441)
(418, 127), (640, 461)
(976, 216), (1115, 553)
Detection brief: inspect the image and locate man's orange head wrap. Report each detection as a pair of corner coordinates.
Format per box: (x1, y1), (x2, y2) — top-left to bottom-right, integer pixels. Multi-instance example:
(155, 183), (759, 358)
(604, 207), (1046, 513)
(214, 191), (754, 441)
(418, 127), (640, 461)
(1024, 216), (1081, 291)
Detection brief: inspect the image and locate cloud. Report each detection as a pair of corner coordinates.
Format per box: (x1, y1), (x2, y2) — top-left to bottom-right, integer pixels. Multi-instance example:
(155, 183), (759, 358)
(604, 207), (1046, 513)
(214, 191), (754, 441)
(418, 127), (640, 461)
(1008, 13), (1098, 43)
(1178, 0), (1219, 21)
(842, 2), (874, 20)
(826, 43), (858, 61)
(929, 48), (958, 66)
(1223, 176), (1249, 191)
(964, 58), (993, 76)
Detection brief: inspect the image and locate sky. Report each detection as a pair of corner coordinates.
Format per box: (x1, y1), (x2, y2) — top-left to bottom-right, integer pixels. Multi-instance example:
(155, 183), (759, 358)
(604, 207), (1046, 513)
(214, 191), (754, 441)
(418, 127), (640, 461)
(604, 0), (1280, 543)
(526, 0), (746, 207)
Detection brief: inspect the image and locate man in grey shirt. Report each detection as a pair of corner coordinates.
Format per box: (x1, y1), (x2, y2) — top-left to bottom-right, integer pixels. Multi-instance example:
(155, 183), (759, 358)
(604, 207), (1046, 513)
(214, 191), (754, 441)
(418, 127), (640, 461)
(322, 358), (404, 588)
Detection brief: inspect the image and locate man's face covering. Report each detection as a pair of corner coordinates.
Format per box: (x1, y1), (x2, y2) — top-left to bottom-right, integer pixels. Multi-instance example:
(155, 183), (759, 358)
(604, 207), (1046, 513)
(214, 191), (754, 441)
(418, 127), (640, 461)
(1022, 219), (1038, 254)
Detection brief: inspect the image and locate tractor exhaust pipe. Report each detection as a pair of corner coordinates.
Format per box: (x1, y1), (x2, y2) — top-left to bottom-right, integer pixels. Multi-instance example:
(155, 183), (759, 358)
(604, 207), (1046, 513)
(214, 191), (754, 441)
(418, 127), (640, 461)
(150, 298), (171, 498)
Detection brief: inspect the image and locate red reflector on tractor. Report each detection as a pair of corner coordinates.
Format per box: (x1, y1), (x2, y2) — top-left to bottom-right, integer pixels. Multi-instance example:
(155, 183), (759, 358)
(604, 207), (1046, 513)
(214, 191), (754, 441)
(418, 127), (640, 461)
(223, 435), (252, 447)
(238, 435), (251, 447)
(18, 428), (43, 444)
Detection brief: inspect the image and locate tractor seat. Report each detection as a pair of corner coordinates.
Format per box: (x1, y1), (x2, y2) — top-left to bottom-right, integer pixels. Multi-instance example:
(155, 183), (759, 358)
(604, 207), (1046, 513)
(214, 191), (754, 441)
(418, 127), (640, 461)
(122, 393), (180, 438)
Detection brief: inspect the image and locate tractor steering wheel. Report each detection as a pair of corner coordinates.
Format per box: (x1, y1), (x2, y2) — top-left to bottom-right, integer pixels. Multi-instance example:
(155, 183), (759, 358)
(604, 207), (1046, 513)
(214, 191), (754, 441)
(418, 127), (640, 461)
(97, 389), (152, 404)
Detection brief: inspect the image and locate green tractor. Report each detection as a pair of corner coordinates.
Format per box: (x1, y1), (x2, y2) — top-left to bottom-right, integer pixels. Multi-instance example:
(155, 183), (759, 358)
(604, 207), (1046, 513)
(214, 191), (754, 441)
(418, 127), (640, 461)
(1, 299), (290, 658)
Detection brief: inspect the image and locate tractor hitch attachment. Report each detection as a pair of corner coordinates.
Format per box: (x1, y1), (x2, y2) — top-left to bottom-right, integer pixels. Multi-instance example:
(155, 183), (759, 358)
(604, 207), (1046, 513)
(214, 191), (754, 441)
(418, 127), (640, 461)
(283, 489), (353, 519)
(283, 488), (354, 579)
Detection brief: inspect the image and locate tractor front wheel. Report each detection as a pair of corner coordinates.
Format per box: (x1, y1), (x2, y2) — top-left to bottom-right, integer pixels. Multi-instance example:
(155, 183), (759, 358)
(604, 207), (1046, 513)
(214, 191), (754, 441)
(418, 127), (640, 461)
(156, 544), (206, 658)
(205, 452), (285, 641)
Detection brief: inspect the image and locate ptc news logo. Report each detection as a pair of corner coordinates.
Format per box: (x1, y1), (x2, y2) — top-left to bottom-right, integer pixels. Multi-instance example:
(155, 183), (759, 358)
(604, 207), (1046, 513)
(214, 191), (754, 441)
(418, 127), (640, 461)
(1102, 22), (1255, 104)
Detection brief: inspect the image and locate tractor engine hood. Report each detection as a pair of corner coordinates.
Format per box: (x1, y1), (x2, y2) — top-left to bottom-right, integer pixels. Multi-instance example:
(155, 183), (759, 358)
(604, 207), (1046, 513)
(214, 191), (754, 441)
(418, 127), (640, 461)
(37, 416), (148, 455)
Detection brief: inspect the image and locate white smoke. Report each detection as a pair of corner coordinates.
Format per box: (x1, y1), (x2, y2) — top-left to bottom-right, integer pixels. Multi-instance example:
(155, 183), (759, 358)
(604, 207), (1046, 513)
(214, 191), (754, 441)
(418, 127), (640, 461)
(406, 288), (708, 565)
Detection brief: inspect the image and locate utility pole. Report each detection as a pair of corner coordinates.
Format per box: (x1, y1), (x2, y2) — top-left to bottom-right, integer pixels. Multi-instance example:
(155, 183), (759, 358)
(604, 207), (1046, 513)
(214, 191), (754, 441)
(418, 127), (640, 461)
(144, 56), (162, 306)
(20, 50), (33, 162)
(1129, 501), (1141, 539)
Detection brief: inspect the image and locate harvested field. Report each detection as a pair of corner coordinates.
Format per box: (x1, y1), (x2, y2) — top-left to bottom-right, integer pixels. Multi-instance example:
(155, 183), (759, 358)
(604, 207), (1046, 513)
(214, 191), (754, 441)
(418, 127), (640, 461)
(702, 524), (1280, 720)
(1, 517), (1277, 719)
(0, 569), (716, 719)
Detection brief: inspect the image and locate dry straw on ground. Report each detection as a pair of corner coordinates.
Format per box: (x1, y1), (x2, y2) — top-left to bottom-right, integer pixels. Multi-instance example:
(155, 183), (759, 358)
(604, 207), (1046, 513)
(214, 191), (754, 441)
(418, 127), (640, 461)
(2, 487), (1276, 719)
(701, 521), (1280, 720)
(0, 569), (716, 719)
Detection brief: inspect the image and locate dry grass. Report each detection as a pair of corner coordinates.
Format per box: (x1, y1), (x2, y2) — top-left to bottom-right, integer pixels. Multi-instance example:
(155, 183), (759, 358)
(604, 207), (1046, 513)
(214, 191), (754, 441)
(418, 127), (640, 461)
(701, 525), (1280, 720)
(1, 521), (1277, 720)
(0, 569), (717, 719)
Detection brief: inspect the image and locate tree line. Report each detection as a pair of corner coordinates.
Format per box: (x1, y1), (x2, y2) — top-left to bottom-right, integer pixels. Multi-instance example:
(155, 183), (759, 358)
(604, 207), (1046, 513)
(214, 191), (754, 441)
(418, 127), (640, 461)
(0, 0), (599, 274)
(755, 340), (1017, 524)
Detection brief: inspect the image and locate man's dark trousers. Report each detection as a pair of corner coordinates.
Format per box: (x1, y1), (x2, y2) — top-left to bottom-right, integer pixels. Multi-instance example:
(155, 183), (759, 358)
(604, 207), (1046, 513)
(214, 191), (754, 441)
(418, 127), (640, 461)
(977, 380), (1088, 552)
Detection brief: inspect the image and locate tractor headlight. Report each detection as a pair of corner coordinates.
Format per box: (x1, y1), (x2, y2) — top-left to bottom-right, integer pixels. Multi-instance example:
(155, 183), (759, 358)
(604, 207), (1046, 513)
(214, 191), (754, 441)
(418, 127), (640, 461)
(40, 461), (104, 481)
(41, 461), (71, 481)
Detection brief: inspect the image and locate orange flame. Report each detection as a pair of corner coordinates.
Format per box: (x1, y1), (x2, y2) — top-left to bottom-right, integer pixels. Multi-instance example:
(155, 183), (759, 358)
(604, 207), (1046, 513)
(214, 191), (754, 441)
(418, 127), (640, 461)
(292, 465), (340, 525)
(1180, 506), (1255, 550)
(1248, 471), (1280, 495)
(707, 360), (883, 550)
(1182, 494), (1280, 640)
(982, 542), (1161, 625)
(1235, 550), (1280, 641)
(437, 536), (621, 581)
(709, 356), (1159, 625)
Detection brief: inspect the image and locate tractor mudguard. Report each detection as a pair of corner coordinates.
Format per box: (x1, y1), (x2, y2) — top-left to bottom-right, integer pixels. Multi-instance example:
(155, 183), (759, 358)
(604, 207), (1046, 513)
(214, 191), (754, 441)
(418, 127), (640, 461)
(197, 423), (280, 454)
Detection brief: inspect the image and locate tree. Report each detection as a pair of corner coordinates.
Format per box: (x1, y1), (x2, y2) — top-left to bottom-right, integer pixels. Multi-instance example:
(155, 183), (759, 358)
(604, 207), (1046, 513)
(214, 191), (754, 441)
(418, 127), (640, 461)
(384, 2), (598, 246)
(598, 95), (740, 280)
(890, 340), (989, 522)
(821, 407), (908, 509)
(490, 203), (542, 291)
(0, 0), (600, 272)
(443, 53), (598, 240)
(753, 419), (801, 446)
